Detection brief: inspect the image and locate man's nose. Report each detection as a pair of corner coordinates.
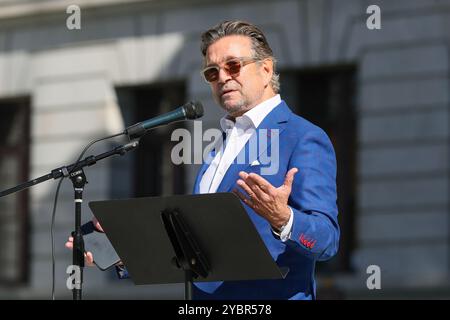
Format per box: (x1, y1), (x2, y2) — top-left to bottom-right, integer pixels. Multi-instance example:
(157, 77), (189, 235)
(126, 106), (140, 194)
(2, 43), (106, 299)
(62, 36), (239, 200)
(217, 67), (232, 84)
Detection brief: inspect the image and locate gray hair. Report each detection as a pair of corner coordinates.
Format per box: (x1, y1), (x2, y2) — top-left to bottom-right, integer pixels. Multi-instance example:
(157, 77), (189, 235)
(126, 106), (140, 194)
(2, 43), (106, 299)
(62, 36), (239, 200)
(201, 20), (280, 93)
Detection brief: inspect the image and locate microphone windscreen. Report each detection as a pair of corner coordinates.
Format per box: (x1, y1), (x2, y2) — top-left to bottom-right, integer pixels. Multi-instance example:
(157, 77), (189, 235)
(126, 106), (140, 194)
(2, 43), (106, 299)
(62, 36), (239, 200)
(184, 101), (204, 119)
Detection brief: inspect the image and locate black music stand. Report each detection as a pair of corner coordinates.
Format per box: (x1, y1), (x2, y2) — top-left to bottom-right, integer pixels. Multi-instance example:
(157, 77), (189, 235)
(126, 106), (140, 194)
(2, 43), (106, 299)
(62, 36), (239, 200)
(88, 192), (287, 300)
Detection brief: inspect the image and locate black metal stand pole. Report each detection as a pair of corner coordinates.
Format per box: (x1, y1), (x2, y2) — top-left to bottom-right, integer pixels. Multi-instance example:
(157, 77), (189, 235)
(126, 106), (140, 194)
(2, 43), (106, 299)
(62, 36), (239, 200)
(70, 170), (87, 300)
(161, 209), (209, 301)
(185, 270), (193, 300)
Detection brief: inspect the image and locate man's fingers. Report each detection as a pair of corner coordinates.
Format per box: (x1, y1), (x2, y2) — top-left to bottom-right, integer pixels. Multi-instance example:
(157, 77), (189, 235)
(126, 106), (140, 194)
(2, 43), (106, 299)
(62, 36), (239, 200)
(283, 168), (298, 188)
(66, 236), (95, 267)
(245, 172), (270, 187)
(233, 188), (254, 207)
(85, 252), (94, 266)
(236, 179), (258, 199)
(65, 236), (74, 249)
(93, 218), (104, 232)
(238, 171), (249, 179)
(240, 171), (273, 197)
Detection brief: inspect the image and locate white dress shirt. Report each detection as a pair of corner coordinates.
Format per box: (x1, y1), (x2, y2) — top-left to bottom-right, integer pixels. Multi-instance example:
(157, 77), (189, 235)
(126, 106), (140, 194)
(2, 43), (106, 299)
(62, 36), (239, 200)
(199, 94), (293, 241)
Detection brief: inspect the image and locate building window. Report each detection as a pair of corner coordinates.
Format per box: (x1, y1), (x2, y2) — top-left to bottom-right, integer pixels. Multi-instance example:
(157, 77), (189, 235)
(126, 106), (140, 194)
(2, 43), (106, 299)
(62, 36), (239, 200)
(0, 97), (30, 284)
(114, 82), (186, 198)
(282, 66), (357, 273)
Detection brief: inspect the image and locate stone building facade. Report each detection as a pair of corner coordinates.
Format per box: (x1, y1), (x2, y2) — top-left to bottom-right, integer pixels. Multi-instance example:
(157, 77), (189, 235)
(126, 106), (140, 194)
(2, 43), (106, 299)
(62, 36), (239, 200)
(0, 0), (448, 299)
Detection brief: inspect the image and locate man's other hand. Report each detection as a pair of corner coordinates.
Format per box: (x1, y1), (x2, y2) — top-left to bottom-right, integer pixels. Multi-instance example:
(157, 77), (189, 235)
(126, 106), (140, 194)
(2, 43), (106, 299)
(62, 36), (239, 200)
(64, 218), (103, 267)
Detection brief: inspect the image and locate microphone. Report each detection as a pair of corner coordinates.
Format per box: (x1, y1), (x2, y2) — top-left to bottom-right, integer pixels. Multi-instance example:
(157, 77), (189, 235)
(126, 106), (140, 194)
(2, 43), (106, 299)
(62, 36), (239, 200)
(125, 101), (204, 139)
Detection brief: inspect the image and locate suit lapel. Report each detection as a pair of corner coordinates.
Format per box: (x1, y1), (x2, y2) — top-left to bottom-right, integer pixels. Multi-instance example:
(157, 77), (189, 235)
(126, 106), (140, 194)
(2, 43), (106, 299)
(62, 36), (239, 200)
(216, 101), (292, 193)
(193, 161), (209, 194)
(193, 136), (222, 194)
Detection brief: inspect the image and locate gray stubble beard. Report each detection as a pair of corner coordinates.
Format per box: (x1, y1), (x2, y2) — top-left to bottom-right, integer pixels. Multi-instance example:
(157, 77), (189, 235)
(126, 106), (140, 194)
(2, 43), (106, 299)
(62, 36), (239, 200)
(219, 96), (251, 118)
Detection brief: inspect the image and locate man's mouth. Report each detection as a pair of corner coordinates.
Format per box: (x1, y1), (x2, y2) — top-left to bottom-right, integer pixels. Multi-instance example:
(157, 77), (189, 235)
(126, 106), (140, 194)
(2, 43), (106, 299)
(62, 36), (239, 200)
(221, 89), (237, 97)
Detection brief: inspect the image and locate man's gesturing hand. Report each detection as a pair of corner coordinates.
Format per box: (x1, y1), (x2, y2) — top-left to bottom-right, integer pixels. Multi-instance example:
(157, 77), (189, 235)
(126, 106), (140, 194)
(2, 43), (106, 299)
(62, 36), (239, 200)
(233, 168), (298, 230)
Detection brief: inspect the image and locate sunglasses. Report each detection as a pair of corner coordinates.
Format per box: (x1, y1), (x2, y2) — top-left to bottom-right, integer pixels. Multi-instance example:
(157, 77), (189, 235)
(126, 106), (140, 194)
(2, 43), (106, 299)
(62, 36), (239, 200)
(201, 57), (260, 83)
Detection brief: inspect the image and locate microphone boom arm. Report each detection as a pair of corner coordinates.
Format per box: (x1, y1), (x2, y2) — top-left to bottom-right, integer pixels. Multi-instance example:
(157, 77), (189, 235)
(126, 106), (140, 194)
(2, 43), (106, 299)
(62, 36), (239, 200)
(0, 140), (140, 198)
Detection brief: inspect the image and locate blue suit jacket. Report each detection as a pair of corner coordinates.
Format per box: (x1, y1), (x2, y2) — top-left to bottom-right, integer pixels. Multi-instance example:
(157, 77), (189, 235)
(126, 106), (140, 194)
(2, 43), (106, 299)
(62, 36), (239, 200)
(192, 101), (339, 300)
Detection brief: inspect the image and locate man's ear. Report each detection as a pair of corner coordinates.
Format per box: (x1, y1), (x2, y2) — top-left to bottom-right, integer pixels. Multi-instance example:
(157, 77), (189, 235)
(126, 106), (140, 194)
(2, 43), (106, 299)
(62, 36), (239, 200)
(261, 58), (274, 88)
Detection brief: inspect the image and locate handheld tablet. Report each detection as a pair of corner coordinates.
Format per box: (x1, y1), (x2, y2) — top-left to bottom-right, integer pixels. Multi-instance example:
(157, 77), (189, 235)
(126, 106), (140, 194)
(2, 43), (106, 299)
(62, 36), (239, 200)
(80, 221), (121, 271)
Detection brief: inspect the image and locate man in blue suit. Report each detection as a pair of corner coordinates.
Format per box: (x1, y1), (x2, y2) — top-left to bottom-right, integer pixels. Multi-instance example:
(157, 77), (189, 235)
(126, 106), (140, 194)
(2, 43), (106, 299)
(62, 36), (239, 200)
(66, 20), (339, 301)
(193, 20), (339, 300)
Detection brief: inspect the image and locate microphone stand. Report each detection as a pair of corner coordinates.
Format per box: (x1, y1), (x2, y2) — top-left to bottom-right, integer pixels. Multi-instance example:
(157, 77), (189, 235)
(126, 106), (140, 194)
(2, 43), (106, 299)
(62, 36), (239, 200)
(0, 139), (140, 300)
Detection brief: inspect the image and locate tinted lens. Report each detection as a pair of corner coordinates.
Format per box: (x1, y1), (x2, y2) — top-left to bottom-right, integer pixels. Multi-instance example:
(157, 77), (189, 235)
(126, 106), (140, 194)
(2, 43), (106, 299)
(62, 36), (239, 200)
(203, 67), (219, 82)
(224, 60), (242, 76)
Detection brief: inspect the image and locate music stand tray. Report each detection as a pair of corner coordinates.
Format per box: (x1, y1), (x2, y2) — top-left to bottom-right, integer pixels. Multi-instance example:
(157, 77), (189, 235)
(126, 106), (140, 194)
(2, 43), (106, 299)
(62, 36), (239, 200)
(88, 193), (285, 292)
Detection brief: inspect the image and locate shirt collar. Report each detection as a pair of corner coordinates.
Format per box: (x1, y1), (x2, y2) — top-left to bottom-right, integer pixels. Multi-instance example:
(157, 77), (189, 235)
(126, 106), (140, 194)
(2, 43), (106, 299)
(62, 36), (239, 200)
(220, 94), (281, 131)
